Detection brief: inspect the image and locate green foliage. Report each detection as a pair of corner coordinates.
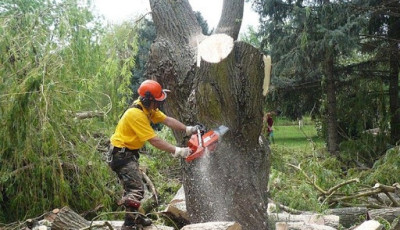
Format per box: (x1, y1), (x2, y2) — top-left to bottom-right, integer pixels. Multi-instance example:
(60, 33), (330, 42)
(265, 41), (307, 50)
(357, 146), (400, 185)
(0, 0), (137, 223)
(270, 121), (400, 211)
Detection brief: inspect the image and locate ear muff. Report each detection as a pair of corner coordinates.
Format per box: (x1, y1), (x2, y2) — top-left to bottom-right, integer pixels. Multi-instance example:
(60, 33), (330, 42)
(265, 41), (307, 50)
(141, 91), (154, 108)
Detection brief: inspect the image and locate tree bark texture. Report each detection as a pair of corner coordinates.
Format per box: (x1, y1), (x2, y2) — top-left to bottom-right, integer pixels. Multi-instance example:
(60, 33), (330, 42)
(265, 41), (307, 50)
(51, 206), (90, 230)
(147, 0), (269, 229)
(368, 208), (400, 223)
(324, 50), (339, 155)
(326, 207), (368, 228)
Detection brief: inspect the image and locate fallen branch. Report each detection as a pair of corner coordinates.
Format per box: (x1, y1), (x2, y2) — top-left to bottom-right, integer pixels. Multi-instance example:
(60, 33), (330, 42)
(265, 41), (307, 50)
(141, 170), (159, 205)
(75, 111), (105, 120)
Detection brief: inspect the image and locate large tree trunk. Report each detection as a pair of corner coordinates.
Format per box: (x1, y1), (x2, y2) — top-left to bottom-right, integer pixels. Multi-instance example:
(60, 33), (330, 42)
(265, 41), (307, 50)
(147, 0), (269, 229)
(324, 51), (339, 155)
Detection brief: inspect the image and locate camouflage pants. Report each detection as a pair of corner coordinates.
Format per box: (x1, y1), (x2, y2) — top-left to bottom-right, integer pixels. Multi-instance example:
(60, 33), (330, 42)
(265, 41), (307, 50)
(108, 147), (144, 207)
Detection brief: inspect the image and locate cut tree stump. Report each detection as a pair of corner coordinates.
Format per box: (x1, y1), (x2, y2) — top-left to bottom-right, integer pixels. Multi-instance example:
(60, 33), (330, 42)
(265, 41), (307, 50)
(181, 221), (242, 230)
(326, 207), (368, 228)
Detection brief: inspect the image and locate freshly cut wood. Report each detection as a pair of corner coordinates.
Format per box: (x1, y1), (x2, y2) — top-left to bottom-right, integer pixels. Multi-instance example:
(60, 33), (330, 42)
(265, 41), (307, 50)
(368, 208), (400, 223)
(198, 34), (234, 64)
(354, 220), (383, 230)
(263, 55), (271, 96)
(269, 213), (339, 228)
(276, 222), (336, 230)
(51, 206), (90, 230)
(326, 207), (368, 228)
(163, 186), (189, 223)
(181, 221), (242, 230)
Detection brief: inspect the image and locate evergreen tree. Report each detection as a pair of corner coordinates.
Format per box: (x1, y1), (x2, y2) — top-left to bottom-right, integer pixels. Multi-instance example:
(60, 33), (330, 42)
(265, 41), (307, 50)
(253, 0), (368, 155)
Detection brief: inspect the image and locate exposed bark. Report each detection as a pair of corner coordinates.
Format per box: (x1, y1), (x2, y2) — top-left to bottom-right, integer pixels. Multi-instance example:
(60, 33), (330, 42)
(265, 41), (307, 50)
(324, 51), (339, 155)
(214, 0), (244, 39)
(147, 0), (269, 229)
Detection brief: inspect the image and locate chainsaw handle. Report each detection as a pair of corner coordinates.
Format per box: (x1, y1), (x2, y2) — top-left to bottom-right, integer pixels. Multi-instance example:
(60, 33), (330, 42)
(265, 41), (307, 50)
(196, 129), (203, 147)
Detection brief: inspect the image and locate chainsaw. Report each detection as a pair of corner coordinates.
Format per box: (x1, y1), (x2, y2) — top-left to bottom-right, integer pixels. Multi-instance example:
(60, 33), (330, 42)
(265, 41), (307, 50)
(186, 124), (229, 162)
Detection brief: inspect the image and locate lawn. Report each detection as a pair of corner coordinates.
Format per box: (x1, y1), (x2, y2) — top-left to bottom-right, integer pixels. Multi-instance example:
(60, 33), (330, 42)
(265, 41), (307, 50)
(269, 117), (325, 151)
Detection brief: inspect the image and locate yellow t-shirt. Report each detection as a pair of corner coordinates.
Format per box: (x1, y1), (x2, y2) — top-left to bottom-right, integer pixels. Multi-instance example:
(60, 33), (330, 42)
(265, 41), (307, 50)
(110, 100), (167, 150)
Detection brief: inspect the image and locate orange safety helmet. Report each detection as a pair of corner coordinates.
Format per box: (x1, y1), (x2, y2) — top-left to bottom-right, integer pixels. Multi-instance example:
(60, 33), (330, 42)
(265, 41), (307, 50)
(137, 80), (168, 101)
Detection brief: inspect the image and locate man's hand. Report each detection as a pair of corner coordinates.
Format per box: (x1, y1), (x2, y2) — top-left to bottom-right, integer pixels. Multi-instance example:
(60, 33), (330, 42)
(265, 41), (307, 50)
(173, 147), (191, 158)
(185, 125), (199, 136)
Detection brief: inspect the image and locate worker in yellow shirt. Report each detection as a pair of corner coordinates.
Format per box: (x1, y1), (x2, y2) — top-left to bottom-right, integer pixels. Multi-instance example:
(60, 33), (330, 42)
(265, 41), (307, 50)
(108, 80), (197, 230)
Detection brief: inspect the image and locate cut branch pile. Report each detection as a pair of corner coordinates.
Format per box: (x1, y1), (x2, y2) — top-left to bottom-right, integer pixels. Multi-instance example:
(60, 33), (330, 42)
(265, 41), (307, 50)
(288, 163), (400, 208)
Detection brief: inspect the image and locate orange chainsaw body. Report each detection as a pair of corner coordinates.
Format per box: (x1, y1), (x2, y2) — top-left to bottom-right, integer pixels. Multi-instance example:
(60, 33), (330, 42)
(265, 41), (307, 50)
(186, 125), (228, 162)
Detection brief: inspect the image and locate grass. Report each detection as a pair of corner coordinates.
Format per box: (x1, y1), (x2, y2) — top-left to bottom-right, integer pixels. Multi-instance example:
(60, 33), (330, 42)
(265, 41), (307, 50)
(269, 116), (325, 151)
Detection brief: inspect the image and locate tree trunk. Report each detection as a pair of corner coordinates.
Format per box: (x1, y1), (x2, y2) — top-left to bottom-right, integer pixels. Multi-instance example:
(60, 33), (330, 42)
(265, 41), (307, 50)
(324, 51), (339, 155)
(387, 10), (400, 145)
(147, 0), (269, 229)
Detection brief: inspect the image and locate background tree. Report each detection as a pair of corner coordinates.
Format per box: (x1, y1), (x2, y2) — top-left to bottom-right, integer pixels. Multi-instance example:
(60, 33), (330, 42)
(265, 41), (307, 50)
(253, 0), (369, 155)
(146, 0), (270, 229)
(363, 0), (400, 145)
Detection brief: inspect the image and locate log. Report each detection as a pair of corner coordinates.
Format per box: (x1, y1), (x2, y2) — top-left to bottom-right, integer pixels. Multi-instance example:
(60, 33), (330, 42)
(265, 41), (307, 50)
(181, 222), (242, 230)
(354, 220), (383, 230)
(368, 192), (400, 206)
(91, 221), (174, 230)
(368, 208), (400, 223)
(163, 186), (190, 224)
(269, 213), (340, 228)
(326, 207), (368, 228)
(51, 206), (90, 230)
(276, 222), (336, 230)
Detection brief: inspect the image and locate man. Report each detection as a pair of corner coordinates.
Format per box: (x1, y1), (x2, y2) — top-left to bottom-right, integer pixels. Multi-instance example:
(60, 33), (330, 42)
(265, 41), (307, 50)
(108, 79), (197, 230)
(263, 112), (275, 144)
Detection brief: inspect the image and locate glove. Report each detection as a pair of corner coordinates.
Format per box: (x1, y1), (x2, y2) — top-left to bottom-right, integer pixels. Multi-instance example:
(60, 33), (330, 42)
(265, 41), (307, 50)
(173, 147), (191, 158)
(185, 125), (199, 136)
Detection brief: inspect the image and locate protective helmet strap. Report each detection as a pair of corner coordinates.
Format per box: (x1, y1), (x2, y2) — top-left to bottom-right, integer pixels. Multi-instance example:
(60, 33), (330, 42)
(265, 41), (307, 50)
(141, 91), (154, 108)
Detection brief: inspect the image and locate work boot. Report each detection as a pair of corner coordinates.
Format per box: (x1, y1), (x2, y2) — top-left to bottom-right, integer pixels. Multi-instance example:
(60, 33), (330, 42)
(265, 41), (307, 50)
(133, 214), (152, 227)
(125, 206), (152, 228)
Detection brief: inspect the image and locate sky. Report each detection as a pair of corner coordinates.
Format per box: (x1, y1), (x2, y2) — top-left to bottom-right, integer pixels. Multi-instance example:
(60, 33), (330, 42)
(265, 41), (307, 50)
(91, 0), (259, 34)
